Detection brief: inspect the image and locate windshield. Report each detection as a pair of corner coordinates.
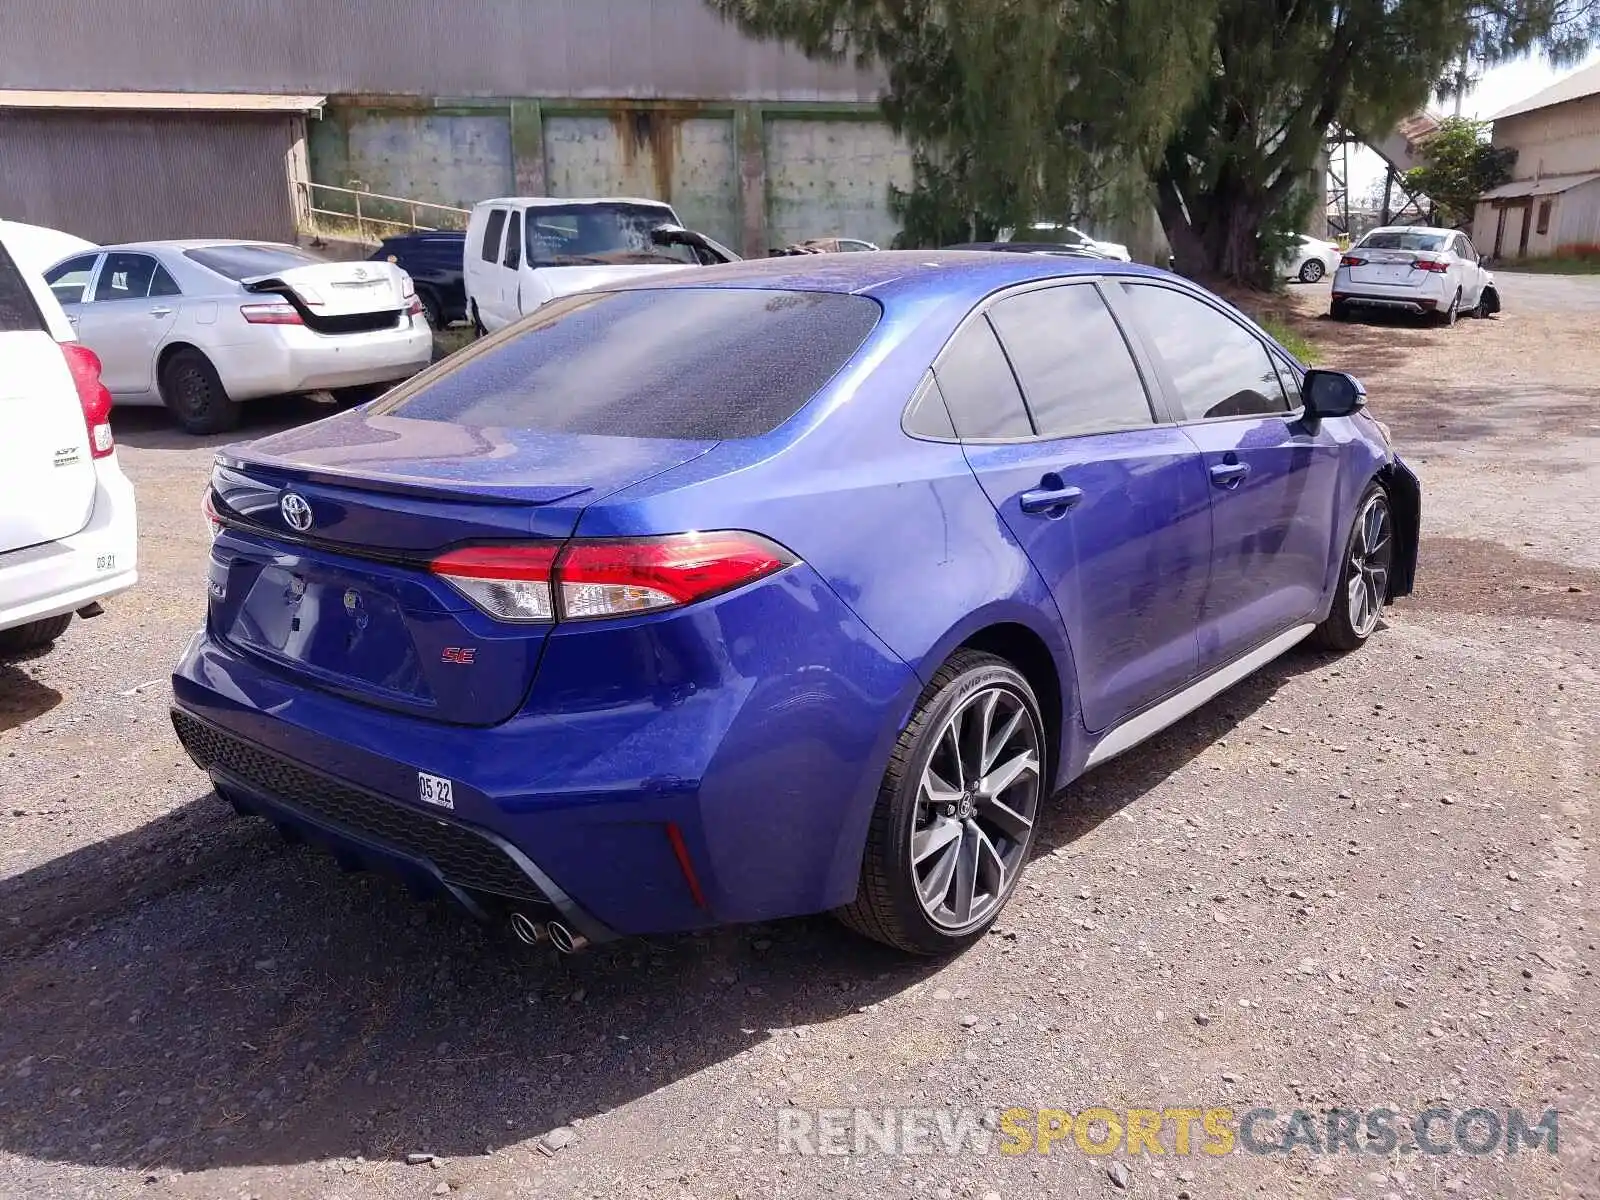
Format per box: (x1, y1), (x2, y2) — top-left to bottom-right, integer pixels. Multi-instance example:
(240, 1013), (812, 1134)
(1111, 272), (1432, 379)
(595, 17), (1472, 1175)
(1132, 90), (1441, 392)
(185, 244), (324, 280)
(1359, 230), (1447, 252)
(524, 204), (696, 266)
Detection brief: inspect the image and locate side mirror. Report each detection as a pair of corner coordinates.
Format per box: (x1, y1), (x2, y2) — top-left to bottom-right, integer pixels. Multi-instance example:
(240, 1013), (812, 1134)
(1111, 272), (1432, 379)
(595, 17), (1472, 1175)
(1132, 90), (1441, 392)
(1302, 369), (1367, 419)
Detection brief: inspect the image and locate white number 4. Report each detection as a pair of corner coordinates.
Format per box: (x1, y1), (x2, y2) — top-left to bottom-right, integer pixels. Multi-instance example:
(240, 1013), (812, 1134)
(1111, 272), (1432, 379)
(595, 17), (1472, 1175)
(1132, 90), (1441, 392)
(417, 772), (454, 810)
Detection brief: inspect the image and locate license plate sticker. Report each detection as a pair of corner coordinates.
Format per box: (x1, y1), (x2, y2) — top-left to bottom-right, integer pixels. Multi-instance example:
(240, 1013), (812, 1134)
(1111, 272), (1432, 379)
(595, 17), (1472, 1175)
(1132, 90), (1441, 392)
(417, 772), (455, 810)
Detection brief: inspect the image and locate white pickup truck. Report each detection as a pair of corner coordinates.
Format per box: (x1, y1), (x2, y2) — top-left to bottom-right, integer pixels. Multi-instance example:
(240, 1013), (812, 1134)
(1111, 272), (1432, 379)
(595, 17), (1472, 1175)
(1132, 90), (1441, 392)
(0, 228), (137, 654)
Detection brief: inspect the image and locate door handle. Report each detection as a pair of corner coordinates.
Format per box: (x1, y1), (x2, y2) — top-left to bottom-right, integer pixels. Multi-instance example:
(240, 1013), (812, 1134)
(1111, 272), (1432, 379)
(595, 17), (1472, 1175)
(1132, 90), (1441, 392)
(149, 306), (173, 317)
(1019, 484), (1084, 514)
(1209, 462), (1250, 487)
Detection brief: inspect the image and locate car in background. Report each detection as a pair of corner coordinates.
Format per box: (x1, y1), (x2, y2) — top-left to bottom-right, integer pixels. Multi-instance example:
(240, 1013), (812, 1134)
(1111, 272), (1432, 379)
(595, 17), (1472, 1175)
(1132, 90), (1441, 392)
(464, 197), (740, 334)
(948, 241), (1114, 260)
(43, 241), (433, 434)
(1331, 226), (1499, 325)
(372, 230), (467, 328)
(172, 251), (1418, 958)
(0, 228), (136, 655)
(1285, 233), (1341, 283)
(0, 219), (97, 277)
(998, 222), (1132, 261)
(770, 238), (881, 255)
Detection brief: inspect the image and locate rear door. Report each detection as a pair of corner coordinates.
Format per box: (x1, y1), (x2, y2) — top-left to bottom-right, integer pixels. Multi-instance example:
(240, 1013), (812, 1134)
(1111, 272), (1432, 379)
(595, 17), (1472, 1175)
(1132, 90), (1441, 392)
(0, 239), (97, 554)
(71, 251), (179, 395)
(1113, 281), (1342, 672)
(949, 282), (1212, 733)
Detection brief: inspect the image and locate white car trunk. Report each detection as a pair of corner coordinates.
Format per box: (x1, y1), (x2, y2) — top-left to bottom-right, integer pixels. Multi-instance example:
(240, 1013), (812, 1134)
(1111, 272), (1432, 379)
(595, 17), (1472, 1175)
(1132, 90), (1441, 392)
(1348, 250), (1439, 287)
(0, 332), (96, 554)
(245, 261), (409, 320)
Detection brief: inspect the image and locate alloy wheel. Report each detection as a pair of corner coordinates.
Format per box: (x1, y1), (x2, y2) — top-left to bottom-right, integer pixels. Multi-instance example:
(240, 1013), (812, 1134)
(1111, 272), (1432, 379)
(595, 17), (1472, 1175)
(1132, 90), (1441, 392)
(1347, 493), (1393, 638)
(910, 685), (1042, 930)
(1301, 259), (1325, 283)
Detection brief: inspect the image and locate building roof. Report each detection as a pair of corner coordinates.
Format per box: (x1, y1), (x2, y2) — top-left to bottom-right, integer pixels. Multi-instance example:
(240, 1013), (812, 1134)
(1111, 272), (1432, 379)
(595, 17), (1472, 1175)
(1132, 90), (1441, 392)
(1492, 60), (1600, 121)
(0, 89), (325, 113)
(1479, 171), (1600, 199)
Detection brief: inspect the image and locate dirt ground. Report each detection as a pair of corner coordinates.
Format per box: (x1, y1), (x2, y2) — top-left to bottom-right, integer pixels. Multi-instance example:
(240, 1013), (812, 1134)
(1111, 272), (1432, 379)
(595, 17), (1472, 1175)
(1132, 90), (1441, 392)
(0, 274), (1595, 1200)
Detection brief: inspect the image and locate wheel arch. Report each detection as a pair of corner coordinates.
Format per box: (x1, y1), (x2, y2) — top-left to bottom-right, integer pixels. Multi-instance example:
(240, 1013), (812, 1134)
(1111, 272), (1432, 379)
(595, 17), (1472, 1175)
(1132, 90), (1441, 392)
(1375, 461), (1420, 599)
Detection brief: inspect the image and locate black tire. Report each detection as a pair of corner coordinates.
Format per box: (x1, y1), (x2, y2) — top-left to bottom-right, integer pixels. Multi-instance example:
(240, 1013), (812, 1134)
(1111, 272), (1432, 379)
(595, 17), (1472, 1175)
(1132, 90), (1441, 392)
(1330, 301), (1353, 322)
(0, 614), (72, 655)
(835, 650), (1047, 955)
(1476, 286), (1500, 318)
(470, 301), (486, 337)
(160, 348), (240, 435)
(1311, 481), (1393, 653)
(1435, 289), (1461, 327)
(1299, 258), (1326, 283)
(416, 287), (442, 329)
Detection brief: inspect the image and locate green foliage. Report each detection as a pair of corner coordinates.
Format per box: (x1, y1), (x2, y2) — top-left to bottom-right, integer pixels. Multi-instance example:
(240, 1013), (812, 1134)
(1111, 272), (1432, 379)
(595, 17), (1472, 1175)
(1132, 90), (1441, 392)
(1406, 117), (1518, 227)
(1256, 315), (1322, 365)
(710, 0), (1600, 281)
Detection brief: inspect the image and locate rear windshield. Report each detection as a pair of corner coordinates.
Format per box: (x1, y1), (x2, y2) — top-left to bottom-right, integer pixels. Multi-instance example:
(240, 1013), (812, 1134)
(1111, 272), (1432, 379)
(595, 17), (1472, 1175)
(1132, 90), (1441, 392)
(185, 244), (324, 280)
(382, 288), (882, 439)
(1359, 231), (1447, 252)
(0, 241), (46, 333)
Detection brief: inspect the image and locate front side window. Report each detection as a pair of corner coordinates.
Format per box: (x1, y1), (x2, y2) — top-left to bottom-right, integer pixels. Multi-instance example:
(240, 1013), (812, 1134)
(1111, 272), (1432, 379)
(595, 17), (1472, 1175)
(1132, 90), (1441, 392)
(524, 203), (694, 266)
(933, 318), (1034, 440)
(1120, 284), (1290, 421)
(94, 253), (158, 302)
(45, 253), (99, 306)
(986, 284), (1153, 438)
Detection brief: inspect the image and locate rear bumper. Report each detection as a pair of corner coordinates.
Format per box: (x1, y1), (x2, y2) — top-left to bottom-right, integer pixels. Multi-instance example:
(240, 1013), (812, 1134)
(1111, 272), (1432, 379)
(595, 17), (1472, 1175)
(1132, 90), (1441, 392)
(0, 456), (138, 633)
(210, 320), (434, 401)
(169, 565), (916, 937)
(1331, 275), (1448, 313)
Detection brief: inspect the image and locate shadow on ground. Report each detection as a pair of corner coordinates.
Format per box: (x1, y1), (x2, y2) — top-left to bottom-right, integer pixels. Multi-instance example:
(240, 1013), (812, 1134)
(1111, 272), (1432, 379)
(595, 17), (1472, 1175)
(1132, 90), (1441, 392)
(0, 647), (1328, 1175)
(0, 661), (62, 735)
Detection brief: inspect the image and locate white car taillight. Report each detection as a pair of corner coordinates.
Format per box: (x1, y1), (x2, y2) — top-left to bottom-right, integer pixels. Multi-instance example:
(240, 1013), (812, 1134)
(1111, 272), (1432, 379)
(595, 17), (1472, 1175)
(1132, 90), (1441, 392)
(240, 301), (303, 325)
(60, 342), (115, 459)
(429, 533), (796, 624)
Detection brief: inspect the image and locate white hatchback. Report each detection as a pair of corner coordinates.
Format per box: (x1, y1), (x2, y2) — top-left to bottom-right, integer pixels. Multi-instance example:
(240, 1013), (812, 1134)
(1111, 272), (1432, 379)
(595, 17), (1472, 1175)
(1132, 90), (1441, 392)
(0, 230), (137, 655)
(1331, 226), (1499, 325)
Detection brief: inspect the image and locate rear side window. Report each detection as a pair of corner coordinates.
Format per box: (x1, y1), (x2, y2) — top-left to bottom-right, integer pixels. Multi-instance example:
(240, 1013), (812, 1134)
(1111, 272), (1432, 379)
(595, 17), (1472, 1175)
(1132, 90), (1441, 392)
(481, 209), (507, 263)
(933, 318), (1033, 439)
(503, 212), (522, 270)
(150, 264), (183, 297)
(987, 284), (1153, 438)
(0, 242), (45, 333)
(185, 244), (321, 281)
(1120, 284), (1289, 421)
(904, 373), (957, 439)
(381, 288), (881, 439)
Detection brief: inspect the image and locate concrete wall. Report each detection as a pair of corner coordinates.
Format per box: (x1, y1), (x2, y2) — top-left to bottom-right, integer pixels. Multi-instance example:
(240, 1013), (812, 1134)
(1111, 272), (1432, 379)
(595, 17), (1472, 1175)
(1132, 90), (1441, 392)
(1492, 96), (1600, 179)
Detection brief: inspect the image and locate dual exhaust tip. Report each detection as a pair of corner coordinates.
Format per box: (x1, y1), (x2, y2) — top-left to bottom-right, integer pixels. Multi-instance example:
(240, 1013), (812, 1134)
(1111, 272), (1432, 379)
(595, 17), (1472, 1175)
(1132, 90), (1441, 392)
(509, 911), (588, 954)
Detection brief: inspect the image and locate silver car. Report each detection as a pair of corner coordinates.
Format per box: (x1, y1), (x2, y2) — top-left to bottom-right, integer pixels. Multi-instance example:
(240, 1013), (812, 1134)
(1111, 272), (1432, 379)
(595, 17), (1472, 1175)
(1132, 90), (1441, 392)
(43, 241), (435, 434)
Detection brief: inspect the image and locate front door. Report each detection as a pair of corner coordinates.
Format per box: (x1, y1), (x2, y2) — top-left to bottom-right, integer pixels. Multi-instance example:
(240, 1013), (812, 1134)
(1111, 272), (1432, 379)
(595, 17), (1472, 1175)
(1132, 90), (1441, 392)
(1112, 281), (1343, 671)
(940, 282), (1212, 733)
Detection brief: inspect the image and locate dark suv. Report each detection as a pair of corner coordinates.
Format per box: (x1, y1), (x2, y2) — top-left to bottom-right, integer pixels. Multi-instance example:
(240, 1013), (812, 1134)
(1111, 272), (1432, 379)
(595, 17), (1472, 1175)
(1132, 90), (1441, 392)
(370, 231), (467, 327)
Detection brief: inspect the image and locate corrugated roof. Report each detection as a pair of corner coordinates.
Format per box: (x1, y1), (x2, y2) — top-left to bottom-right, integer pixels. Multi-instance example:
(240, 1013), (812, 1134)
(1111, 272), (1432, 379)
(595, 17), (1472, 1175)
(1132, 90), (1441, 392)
(1492, 60), (1600, 121)
(0, 90), (325, 113)
(1479, 171), (1600, 199)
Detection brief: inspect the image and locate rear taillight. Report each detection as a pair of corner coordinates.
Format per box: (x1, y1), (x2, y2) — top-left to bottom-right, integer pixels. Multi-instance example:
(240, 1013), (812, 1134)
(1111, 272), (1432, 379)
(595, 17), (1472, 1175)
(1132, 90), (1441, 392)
(240, 301), (303, 325)
(1340, 255), (1366, 267)
(406, 296), (425, 317)
(61, 342), (114, 459)
(202, 489), (222, 540)
(429, 533), (796, 623)
(1414, 259), (1450, 273)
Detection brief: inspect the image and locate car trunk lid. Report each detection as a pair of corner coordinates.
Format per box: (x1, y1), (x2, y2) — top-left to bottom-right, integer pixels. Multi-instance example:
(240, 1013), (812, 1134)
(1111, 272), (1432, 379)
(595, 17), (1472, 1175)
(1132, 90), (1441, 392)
(1346, 249), (1443, 286)
(243, 260), (411, 334)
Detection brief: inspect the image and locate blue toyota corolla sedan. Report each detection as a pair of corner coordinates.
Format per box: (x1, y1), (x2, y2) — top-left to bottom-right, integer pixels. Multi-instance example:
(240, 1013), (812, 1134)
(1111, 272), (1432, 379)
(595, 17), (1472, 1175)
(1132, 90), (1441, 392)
(172, 251), (1419, 955)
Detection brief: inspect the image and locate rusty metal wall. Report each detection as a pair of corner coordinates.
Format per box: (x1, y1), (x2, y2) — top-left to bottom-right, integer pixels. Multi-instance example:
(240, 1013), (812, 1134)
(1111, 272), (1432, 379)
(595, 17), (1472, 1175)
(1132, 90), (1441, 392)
(763, 119), (913, 248)
(0, 0), (881, 102)
(0, 112), (296, 243)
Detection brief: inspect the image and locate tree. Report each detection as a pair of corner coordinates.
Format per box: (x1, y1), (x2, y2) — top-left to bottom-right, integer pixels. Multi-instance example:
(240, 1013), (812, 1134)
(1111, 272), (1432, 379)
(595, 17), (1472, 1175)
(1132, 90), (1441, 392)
(708, 0), (1599, 284)
(1406, 117), (1517, 227)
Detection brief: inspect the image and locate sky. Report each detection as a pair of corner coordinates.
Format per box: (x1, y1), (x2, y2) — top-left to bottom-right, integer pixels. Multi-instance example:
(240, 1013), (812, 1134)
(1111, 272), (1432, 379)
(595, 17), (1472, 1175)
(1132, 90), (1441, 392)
(1344, 48), (1600, 207)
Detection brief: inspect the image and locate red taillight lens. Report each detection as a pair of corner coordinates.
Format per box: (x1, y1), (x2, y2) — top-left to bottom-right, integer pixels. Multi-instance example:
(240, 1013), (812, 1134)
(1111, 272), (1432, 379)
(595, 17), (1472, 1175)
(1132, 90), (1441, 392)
(429, 533), (796, 623)
(1340, 255), (1366, 267)
(1414, 259), (1449, 272)
(240, 301), (303, 325)
(556, 533), (795, 619)
(61, 342), (114, 459)
(202, 489), (222, 540)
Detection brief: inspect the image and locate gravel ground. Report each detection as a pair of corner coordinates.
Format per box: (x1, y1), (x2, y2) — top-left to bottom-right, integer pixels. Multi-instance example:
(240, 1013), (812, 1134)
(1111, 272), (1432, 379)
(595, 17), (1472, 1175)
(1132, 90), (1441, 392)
(1, 277), (1595, 1200)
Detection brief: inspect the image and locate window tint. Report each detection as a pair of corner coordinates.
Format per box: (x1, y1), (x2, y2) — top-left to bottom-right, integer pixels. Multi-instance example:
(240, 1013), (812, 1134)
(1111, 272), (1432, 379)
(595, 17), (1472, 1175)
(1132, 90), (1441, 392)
(0, 242), (46, 333)
(45, 253), (99, 305)
(503, 211), (522, 270)
(94, 253), (158, 301)
(987, 284), (1153, 438)
(380, 288), (881, 440)
(150, 264), (182, 297)
(933, 318), (1033, 439)
(1121, 284), (1289, 420)
(185, 244), (322, 281)
(481, 209), (507, 263)
(904, 373), (957, 439)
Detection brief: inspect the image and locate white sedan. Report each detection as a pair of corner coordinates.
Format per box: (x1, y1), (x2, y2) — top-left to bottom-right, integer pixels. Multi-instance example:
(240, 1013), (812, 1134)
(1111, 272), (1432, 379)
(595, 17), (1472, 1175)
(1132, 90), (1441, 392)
(43, 241), (434, 434)
(1285, 233), (1341, 283)
(1331, 226), (1500, 326)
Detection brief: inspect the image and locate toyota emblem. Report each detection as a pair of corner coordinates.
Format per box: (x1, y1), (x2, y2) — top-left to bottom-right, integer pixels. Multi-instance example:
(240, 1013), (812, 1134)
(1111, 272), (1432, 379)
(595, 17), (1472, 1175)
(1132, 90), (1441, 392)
(280, 492), (313, 532)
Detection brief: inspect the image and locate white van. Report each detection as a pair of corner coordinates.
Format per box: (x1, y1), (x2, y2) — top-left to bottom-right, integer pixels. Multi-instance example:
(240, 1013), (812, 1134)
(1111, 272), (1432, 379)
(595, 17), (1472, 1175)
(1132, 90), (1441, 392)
(463, 197), (738, 333)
